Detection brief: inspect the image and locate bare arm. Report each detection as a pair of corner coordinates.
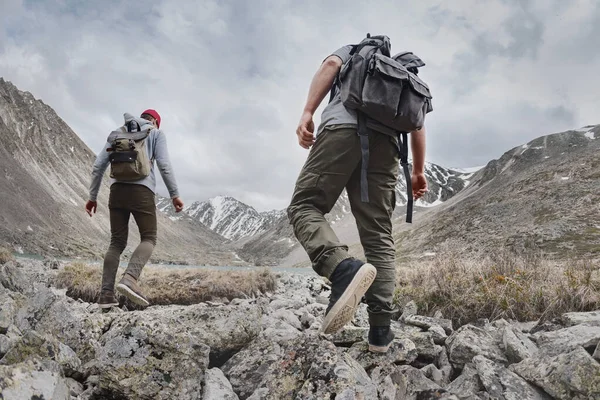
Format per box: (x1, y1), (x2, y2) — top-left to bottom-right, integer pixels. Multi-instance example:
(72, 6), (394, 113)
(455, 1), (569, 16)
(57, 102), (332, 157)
(410, 127), (428, 199)
(410, 127), (426, 174)
(296, 55), (343, 149)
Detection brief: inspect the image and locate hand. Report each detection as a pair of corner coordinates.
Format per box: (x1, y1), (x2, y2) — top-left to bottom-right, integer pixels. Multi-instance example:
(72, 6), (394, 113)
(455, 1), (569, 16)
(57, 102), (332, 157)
(172, 197), (184, 213)
(296, 111), (315, 149)
(411, 173), (428, 200)
(85, 200), (97, 217)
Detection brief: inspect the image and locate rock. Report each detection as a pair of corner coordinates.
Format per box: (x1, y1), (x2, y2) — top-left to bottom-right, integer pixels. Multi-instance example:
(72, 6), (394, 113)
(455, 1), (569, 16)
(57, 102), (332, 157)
(421, 363), (447, 386)
(353, 303), (369, 327)
(0, 358), (70, 400)
(502, 325), (538, 364)
(436, 347), (454, 383)
(300, 309), (316, 329)
(0, 289), (23, 334)
(0, 330), (82, 378)
(44, 258), (61, 270)
(511, 321), (539, 333)
(403, 314), (454, 335)
(434, 310), (444, 319)
(391, 327), (442, 365)
(529, 319), (565, 335)
(301, 302), (326, 318)
(347, 339), (418, 370)
(446, 325), (507, 368)
(473, 355), (550, 400)
(594, 342), (600, 361)
(395, 365), (454, 400)
(561, 310), (600, 327)
(203, 368), (239, 400)
(224, 334), (377, 399)
(271, 308), (303, 331)
(401, 300), (418, 319)
(269, 296), (306, 311)
(533, 324), (600, 356)
(260, 314), (303, 342)
(16, 286), (114, 363)
(65, 376), (84, 397)
(429, 325), (448, 345)
(331, 326), (367, 347)
(510, 346), (600, 400)
(492, 318), (510, 329)
(447, 363), (484, 399)
(0, 262), (33, 294)
(88, 314), (211, 400)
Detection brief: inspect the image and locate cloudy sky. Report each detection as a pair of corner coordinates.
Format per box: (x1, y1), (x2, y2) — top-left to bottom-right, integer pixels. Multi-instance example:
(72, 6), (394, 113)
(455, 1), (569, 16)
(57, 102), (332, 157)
(1, 0), (599, 211)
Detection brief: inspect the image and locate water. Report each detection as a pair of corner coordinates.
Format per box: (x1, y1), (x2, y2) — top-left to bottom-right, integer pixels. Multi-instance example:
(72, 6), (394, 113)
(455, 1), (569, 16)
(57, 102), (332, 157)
(15, 254), (314, 276)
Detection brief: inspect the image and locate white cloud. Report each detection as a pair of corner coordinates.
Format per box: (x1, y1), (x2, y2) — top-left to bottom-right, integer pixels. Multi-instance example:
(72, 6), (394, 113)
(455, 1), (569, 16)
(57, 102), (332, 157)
(0, 0), (598, 211)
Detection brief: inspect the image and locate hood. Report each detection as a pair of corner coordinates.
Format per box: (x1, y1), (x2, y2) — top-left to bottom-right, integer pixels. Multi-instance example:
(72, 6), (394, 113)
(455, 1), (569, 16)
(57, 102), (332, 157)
(123, 113), (155, 131)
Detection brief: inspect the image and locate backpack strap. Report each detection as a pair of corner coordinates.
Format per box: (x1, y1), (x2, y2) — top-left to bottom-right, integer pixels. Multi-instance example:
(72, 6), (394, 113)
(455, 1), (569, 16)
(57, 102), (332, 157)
(397, 132), (413, 223)
(357, 112), (370, 202)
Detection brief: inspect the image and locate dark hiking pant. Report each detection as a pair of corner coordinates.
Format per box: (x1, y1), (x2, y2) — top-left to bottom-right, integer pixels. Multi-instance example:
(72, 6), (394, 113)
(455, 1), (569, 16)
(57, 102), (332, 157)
(101, 183), (157, 293)
(287, 126), (399, 326)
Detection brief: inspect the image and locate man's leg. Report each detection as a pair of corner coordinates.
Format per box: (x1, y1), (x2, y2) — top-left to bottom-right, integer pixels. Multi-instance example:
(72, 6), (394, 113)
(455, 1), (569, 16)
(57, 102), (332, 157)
(117, 185), (157, 307)
(287, 127), (361, 278)
(124, 187), (157, 280)
(346, 132), (399, 329)
(99, 186), (130, 308)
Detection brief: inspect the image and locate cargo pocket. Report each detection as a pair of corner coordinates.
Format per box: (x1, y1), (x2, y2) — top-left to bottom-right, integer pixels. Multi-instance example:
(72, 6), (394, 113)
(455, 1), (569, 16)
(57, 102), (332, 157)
(296, 171), (320, 190)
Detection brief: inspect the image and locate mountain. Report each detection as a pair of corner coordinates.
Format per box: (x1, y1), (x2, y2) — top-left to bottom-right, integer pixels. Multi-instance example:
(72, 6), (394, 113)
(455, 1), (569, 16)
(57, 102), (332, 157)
(158, 196), (285, 240)
(391, 125), (600, 260)
(0, 78), (236, 265)
(229, 162), (477, 265)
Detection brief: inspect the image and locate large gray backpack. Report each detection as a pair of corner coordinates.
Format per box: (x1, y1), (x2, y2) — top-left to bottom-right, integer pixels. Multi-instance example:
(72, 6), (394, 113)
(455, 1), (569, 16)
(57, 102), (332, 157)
(106, 120), (152, 182)
(332, 34), (434, 223)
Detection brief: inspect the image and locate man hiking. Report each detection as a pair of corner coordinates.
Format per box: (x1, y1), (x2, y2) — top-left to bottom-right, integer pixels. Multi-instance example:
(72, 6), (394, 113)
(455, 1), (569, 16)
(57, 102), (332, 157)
(287, 36), (430, 353)
(85, 109), (184, 308)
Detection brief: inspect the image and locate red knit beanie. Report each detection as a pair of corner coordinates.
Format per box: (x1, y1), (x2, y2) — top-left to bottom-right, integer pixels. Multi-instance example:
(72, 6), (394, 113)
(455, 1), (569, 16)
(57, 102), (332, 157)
(141, 109), (161, 128)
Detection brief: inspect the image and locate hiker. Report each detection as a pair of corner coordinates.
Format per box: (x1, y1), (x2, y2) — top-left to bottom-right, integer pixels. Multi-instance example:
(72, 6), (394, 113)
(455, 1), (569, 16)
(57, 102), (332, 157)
(85, 110), (184, 308)
(287, 35), (432, 352)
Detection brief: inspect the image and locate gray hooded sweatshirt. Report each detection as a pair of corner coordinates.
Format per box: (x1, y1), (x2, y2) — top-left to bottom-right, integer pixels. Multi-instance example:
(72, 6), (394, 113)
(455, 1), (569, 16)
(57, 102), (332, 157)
(89, 113), (180, 202)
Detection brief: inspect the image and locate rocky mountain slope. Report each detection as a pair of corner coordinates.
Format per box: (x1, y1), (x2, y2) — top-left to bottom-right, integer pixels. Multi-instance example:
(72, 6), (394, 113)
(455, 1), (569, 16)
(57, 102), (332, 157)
(392, 125), (600, 260)
(225, 163), (477, 266)
(158, 196), (285, 240)
(0, 78), (234, 265)
(2, 258), (599, 399)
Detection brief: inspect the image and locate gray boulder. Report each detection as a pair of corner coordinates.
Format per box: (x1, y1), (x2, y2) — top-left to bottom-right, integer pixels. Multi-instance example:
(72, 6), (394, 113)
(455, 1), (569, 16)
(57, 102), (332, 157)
(347, 338), (418, 370)
(204, 368), (239, 400)
(473, 355), (550, 400)
(502, 325), (538, 364)
(0, 358), (69, 400)
(446, 325), (507, 368)
(510, 346), (600, 400)
(532, 324), (600, 356)
(403, 314), (454, 335)
(561, 310), (600, 327)
(87, 314), (211, 400)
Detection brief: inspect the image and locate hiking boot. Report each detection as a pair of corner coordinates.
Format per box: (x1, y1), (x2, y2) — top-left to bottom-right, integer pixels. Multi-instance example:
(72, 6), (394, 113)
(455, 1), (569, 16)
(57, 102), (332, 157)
(368, 326), (395, 353)
(116, 274), (150, 307)
(321, 258), (377, 335)
(97, 291), (120, 309)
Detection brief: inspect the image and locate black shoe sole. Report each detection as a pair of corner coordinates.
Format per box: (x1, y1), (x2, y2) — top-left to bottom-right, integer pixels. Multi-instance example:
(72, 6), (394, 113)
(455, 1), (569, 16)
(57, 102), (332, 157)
(320, 263), (377, 335)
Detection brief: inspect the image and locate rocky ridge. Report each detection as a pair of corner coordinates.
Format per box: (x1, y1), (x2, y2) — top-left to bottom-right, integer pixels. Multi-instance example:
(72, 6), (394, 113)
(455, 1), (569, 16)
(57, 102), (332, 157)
(1, 258), (599, 399)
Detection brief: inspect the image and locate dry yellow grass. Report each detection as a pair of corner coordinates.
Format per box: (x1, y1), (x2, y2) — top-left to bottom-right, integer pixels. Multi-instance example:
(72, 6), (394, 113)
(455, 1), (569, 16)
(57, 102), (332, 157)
(54, 262), (277, 308)
(0, 247), (14, 265)
(395, 250), (600, 325)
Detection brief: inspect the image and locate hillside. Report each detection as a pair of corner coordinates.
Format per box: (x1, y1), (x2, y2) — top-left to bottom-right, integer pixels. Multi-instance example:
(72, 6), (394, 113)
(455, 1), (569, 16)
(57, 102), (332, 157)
(392, 125), (600, 260)
(0, 78), (235, 265)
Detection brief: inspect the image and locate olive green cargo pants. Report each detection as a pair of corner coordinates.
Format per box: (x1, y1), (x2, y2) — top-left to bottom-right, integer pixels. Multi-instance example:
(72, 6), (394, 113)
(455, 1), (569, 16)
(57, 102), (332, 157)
(287, 126), (399, 326)
(101, 183), (157, 293)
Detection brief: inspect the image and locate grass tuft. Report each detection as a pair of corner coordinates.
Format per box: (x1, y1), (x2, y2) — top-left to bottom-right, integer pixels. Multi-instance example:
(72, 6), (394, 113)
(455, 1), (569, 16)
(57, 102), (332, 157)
(394, 250), (600, 325)
(54, 262), (277, 308)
